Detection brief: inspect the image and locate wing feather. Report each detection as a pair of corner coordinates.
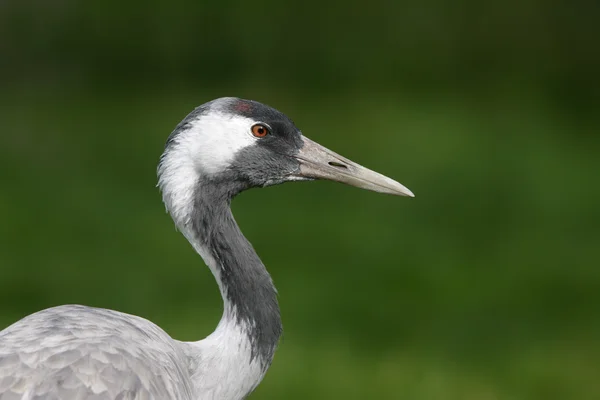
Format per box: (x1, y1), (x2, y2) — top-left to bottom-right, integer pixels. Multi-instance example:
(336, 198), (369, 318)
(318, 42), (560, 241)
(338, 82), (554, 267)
(0, 306), (195, 400)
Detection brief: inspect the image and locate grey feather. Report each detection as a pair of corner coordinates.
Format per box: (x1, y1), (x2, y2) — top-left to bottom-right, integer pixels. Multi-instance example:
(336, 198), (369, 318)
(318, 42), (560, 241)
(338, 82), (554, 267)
(0, 306), (194, 400)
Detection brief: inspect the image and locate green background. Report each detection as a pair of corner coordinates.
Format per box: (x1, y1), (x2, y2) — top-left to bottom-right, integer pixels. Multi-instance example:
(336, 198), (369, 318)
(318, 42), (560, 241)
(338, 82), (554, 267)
(1, 1), (599, 399)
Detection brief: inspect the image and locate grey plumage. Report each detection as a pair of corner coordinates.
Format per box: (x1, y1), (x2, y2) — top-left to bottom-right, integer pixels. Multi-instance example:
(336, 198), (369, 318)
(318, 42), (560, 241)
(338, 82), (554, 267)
(0, 306), (194, 399)
(191, 180), (282, 368)
(0, 97), (413, 400)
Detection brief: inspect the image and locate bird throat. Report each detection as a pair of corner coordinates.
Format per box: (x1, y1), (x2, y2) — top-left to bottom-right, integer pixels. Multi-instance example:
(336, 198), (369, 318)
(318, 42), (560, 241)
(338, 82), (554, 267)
(189, 179), (282, 371)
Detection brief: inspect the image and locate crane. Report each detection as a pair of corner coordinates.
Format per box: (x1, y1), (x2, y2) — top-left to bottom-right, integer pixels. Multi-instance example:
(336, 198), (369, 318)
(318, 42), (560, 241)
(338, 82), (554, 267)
(0, 98), (414, 400)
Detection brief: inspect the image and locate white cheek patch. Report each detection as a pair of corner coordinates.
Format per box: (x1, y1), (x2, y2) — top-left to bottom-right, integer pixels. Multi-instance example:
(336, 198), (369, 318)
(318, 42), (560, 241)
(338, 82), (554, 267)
(181, 113), (258, 175)
(158, 112), (259, 228)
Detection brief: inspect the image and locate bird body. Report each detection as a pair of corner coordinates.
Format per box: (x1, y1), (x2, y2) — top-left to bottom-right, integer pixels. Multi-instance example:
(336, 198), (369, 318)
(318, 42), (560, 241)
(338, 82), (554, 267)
(0, 98), (413, 400)
(0, 306), (196, 399)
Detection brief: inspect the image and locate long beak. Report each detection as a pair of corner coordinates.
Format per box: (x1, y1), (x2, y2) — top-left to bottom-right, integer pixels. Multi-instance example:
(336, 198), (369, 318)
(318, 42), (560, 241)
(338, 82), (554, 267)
(293, 137), (414, 197)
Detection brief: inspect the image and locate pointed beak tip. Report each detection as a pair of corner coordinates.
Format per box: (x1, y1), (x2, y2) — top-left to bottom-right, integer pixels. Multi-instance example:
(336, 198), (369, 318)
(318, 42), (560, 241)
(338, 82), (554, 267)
(394, 186), (415, 198)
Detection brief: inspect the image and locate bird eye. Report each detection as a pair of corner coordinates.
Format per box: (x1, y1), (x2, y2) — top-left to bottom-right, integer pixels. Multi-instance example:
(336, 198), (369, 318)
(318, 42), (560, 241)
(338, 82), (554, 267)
(251, 124), (269, 138)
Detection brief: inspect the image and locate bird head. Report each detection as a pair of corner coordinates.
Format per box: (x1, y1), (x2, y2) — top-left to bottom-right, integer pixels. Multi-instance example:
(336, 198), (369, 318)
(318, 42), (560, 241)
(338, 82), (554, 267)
(159, 97), (413, 214)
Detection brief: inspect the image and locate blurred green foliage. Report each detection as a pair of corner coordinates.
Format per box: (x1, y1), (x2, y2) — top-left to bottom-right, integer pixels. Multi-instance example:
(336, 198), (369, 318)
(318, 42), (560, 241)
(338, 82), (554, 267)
(1, 1), (599, 399)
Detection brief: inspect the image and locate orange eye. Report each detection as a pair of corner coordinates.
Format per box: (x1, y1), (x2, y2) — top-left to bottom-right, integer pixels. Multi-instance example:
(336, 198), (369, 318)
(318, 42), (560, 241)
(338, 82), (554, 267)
(251, 124), (269, 138)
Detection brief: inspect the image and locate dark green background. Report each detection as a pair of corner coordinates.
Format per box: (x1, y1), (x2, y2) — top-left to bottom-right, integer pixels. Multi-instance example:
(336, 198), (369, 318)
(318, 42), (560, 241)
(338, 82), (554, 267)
(1, 1), (599, 399)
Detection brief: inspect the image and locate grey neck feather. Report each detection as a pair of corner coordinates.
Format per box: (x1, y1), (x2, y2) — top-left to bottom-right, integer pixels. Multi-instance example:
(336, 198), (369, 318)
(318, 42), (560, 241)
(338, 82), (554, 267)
(190, 177), (282, 370)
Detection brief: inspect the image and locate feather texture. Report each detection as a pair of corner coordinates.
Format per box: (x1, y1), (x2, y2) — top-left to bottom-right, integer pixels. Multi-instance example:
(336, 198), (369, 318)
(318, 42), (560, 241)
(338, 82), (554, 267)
(0, 306), (194, 400)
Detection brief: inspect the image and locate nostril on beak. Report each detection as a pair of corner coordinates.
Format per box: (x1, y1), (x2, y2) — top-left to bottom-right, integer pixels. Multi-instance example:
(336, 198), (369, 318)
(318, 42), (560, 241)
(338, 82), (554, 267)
(328, 161), (347, 169)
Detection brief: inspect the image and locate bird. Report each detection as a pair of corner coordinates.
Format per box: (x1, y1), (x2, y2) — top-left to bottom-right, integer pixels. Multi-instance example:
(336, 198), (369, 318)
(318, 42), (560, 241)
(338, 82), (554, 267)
(0, 97), (414, 400)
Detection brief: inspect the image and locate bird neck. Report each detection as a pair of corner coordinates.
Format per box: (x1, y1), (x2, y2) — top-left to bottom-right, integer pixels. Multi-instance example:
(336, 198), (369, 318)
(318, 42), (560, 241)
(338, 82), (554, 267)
(160, 172), (282, 398)
(158, 139), (282, 396)
(190, 182), (282, 367)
